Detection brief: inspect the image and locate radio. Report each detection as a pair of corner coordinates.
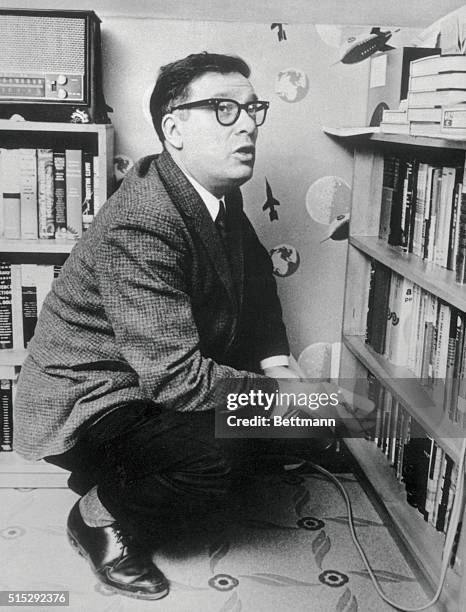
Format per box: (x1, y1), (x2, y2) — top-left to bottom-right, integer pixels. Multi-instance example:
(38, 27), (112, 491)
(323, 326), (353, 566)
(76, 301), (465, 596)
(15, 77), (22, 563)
(0, 9), (111, 123)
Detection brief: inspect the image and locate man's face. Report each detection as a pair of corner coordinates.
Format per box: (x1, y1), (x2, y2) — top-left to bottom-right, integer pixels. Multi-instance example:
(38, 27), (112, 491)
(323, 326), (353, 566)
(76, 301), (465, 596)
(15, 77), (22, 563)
(173, 71), (259, 196)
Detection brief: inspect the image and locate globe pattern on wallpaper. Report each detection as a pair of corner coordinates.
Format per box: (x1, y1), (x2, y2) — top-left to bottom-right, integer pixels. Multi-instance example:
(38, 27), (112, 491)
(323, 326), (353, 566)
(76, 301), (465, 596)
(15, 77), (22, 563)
(114, 154), (134, 182)
(275, 68), (309, 103)
(269, 244), (300, 277)
(305, 176), (351, 225)
(298, 342), (333, 379)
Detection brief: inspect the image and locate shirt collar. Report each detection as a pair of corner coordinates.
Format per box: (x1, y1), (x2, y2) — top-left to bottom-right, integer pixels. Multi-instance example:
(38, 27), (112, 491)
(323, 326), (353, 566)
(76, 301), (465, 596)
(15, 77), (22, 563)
(179, 169), (223, 221)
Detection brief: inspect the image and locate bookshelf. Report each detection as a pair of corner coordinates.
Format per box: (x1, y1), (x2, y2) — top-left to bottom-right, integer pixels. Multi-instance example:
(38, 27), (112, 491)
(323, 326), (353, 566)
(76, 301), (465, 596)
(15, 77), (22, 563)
(328, 128), (466, 611)
(0, 120), (114, 488)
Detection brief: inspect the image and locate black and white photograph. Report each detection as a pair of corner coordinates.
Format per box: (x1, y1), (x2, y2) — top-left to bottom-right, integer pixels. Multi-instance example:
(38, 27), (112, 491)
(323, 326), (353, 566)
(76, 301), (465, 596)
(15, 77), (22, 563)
(1, 1), (466, 610)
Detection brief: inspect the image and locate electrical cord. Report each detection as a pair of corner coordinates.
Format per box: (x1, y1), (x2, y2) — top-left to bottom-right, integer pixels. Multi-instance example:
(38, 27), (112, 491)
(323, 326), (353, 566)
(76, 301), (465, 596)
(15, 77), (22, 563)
(307, 436), (466, 611)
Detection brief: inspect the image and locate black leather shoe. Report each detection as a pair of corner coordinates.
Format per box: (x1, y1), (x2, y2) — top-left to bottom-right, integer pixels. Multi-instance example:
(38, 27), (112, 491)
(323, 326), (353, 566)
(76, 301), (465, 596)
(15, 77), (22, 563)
(67, 501), (169, 600)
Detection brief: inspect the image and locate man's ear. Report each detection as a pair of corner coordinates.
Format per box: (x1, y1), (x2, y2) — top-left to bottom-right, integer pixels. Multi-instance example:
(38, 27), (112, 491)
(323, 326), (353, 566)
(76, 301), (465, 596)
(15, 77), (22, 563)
(162, 114), (183, 149)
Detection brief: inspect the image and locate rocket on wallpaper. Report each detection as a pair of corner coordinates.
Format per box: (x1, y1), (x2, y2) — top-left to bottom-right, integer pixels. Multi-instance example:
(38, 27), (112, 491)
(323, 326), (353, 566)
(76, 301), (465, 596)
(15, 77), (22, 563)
(262, 178), (280, 221)
(338, 27), (399, 64)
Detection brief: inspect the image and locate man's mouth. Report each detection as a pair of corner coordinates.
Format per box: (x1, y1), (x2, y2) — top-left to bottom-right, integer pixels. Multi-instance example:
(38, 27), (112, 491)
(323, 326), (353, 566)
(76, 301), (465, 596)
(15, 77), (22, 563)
(233, 145), (255, 162)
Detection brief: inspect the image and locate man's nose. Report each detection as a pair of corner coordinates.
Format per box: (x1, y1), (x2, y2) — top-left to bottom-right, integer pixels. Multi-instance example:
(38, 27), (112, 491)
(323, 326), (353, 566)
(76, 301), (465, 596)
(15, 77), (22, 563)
(235, 108), (257, 134)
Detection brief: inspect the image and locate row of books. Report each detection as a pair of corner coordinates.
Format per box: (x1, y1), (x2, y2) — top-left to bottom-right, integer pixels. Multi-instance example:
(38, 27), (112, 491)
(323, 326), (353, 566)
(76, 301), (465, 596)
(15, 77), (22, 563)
(0, 378), (15, 452)
(367, 373), (459, 539)
(0, 261), (60, 350)
(379, 153), (466, 281)
(380, 54), (466, 137)
(366, 262), (466, 426)
(0, 147), (101, 241)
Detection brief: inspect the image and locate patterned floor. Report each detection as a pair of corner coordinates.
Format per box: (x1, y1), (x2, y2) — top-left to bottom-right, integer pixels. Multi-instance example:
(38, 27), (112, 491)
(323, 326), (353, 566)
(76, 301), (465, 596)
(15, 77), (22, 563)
(0, 468), (434, 612)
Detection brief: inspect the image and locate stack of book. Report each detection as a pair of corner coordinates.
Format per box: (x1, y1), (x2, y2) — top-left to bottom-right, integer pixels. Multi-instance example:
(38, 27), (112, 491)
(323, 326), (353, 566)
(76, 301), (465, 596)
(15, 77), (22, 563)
(366, 260), (466, 426)
(0, 259), (61, 351)
(378, 153), (466, 281)
(380, 54), (466, 137)
(366, 372), (459, 539)
(0, 147), (101, 242)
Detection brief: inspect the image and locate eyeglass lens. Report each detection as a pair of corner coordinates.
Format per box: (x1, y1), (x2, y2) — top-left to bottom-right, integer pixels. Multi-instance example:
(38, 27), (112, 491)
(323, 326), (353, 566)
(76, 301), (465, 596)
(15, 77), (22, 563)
(217, 101), (266, 126)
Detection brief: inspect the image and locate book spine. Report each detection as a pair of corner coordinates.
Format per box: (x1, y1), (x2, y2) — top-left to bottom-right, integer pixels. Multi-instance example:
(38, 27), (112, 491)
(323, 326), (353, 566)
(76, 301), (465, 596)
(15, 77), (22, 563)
(2, 149), (21, 239)
(21, 264), (38, 349)
(82, 152), (94, 230)
(93, 155), (101, 214)
(65, 149), (83, 240)
(10, 264), (23, 351)
(37, 149), (55, 239)
(0, 261), (12, 349)
(0, 379), (12, 451)
(53, 151), (67, 240)
(19, 149), (38, 240)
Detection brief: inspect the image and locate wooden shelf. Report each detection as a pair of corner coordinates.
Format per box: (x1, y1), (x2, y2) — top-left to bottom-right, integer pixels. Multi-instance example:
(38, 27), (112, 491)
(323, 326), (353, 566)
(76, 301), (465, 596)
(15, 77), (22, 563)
(0, 452), (69, 488)
(349, 236), (466, 312)
(323, 125), (466, 150)
(0, 119), (111, 134)
(345, 438), (460, 608)
(343, 334), (463, 462)
(0, 239), (75, 254)
(0, 349), (26, 369)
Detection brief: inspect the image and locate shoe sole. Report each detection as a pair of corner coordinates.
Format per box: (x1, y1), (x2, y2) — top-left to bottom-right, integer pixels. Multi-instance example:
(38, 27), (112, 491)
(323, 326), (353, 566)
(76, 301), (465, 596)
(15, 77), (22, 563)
(67, 529), (169, 601)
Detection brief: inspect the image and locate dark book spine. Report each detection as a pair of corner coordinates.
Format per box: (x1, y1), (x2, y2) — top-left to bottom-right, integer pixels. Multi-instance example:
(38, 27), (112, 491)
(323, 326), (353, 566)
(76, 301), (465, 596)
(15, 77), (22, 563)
(388, 157), (403, 247)
(53, 151), (67, 239)
(455, 190), (466, 283)
(369, 262), (391, 354)
(0, 379), (13, 451)
(0, 262), (13, 349)
(436, 455), (454, 531)
(21, 283), (37, 349)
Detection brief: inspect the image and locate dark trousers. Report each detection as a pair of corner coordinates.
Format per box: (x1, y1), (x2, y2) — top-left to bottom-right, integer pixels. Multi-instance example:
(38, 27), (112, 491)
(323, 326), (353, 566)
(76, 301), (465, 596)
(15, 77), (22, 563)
(45, 402), (323, 545)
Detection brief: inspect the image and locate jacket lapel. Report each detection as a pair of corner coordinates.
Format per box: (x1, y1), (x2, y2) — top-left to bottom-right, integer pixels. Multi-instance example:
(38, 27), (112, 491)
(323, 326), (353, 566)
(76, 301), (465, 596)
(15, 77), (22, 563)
(154, 151), (237, 308)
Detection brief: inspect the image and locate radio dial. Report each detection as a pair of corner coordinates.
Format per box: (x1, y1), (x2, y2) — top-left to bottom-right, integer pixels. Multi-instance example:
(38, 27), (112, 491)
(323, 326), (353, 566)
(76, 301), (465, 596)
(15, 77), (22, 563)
(57, 74), (67, 85)
(57, 88), (67, 99)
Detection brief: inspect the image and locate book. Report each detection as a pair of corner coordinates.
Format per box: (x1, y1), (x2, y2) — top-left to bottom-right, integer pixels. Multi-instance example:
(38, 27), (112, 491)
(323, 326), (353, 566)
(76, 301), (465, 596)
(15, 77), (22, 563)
(381, 109), (408, 124)
(388, 274), (414, 367)
(407, 106), (443, 122)
(380, 122), (410, 135)
(410, 54), (466, 77)
(82, 152), (94, 231)
(21, 264), (38, 348)
(434, 166), (456, 268)
(409, 121), (441, 137)
(19, 149), (38, 240)
(366, 262), (391, 354)
(410, 72), (466, 91)
(2, 149), (21, 239)
(10, 264), (23, 351)
(65, 149), (83, 240)
(379, 156), (399, 241)
(408, 89), (466, 108)
(37, 149), (55, 239)
(53, 151), (67, 240)
(0, 261), (12, 349)
(0, 379), (13, 451)
(93, 155), (101, 214)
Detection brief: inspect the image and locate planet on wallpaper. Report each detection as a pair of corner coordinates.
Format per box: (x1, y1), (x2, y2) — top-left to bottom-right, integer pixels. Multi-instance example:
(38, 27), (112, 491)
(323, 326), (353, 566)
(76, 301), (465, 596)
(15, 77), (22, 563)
(275, 68), (309, 103)
(305, 176), (351, 225)
(298, 342), (332, 379)
(114, 154), (134, 182)
(269, 244), (300, 277)
(320, 213), (350, 242)
(315, 24), (343, 48)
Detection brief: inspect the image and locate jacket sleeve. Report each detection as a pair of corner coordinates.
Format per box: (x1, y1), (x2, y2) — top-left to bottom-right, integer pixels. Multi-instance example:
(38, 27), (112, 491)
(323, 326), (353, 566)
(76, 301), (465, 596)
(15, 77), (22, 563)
(94, 213), (277, 411)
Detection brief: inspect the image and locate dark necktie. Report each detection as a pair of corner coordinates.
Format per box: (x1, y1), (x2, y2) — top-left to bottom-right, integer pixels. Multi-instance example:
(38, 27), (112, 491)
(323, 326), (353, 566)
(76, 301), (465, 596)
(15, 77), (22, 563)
(215, 199), (228, 246)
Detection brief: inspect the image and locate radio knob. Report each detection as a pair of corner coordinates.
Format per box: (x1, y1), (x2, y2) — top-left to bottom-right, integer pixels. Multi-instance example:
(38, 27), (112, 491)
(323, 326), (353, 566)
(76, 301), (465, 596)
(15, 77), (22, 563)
(57, 88), (67, 99)
(57, 74), (67, 85)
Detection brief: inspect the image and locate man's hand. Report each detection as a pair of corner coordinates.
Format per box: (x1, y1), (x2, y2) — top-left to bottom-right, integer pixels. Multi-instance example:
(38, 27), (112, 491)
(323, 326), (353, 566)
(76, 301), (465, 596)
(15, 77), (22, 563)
(262, 365), (301, 380)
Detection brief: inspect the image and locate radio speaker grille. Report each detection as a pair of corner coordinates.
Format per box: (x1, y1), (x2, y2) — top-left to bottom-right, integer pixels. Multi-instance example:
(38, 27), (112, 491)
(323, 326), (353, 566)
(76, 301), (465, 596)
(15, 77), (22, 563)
(0, 16), (85, 73)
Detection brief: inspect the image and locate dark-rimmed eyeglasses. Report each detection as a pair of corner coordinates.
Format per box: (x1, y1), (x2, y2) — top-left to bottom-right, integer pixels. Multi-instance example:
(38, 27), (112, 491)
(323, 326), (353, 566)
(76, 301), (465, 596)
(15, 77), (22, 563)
(168, 98), (269, 127)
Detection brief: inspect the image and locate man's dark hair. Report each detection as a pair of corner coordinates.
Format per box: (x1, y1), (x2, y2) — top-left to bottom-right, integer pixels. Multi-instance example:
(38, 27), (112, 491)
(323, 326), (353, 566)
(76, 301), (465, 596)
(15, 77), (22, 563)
(150, 52), (251, 143)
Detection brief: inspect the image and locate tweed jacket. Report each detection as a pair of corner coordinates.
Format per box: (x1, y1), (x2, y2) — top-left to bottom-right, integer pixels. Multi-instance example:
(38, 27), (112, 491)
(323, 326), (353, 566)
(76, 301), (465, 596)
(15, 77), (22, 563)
(13, 150), (289, 460)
